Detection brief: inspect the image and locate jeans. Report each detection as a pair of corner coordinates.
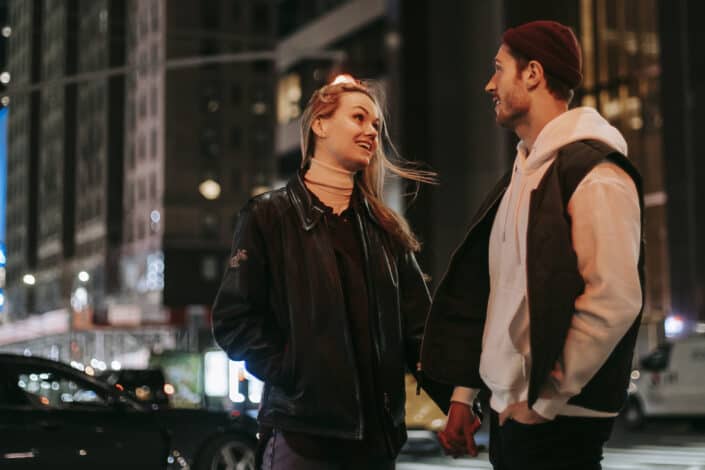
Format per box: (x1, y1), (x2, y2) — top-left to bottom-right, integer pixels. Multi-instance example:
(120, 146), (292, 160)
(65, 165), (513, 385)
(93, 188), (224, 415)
(489, 409), (614, 470)
(261, 429), (395, 470)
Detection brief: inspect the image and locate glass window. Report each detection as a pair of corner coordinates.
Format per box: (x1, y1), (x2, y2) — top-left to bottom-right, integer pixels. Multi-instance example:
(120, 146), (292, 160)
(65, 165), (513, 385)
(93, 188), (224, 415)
(150, 128), (158, 158)
(151, 1), (159, 32)
(11, 368), (109, 409)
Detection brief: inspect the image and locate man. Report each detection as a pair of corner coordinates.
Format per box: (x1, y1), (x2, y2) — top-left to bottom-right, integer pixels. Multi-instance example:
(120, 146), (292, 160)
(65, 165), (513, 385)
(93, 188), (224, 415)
(420, 20), (644, 470)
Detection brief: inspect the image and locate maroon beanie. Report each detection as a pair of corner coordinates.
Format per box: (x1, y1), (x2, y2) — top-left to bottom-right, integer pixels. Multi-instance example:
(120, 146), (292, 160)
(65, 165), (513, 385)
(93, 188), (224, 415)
(502, 20), (583, 89)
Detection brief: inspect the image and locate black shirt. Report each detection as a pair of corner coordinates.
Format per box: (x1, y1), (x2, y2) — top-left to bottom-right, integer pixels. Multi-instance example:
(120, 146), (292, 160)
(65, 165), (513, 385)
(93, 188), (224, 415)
(282, 199), (389, 460)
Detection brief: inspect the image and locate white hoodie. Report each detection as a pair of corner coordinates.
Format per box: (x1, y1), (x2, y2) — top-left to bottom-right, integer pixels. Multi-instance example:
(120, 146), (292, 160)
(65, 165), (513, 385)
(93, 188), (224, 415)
(452, 107), (642, 419)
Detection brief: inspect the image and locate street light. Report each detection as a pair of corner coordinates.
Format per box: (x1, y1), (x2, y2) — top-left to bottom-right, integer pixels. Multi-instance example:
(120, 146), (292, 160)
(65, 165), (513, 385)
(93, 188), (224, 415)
(198, 178), (221, 200)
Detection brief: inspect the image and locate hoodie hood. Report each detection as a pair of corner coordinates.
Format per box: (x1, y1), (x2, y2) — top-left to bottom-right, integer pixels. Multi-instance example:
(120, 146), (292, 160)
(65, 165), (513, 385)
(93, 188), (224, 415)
(517, 107), (628, 174)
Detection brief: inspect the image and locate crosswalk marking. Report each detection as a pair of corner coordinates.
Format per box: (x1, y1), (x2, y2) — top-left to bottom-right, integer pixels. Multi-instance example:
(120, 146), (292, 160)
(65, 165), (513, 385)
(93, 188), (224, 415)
(398, 444), (705, 469)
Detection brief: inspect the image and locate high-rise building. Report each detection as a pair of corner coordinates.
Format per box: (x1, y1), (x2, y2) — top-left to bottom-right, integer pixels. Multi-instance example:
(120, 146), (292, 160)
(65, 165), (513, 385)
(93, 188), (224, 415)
(2, 0), (277, 362)
(120, 0), (277, 326)
(660, 0), (705, 325)
(5, 0), (39, 319)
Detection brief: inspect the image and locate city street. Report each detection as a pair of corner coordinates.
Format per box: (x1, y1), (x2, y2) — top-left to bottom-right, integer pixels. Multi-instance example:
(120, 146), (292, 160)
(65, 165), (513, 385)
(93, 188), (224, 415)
(398, 420), (705, 470)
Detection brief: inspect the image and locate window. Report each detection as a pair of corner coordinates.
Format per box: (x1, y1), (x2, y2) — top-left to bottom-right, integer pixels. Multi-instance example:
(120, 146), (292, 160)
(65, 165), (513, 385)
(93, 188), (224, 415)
(138, 135), (146, 161)
(252, 3), (270, 34)
(139, 94), (147, 118)
(11, 368), (109, 409)
(151, 86), (158, 116)
(230, 126), (241, 148)
(151, 44), (158, 72)
(150, 128), (158, 159)
(231, 83), (242, 107)
(151, 1), (159, 32)
(150, 172), (157, 200)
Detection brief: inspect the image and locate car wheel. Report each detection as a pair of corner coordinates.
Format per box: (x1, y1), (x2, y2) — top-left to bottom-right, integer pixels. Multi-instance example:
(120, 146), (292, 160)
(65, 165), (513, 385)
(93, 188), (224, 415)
(622, 398), (645, 430)
(197, 435), (257, 470)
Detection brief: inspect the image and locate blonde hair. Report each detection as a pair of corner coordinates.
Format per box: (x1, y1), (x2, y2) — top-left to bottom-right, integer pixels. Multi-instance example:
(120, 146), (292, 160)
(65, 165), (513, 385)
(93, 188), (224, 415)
(300, 79), (436, 252)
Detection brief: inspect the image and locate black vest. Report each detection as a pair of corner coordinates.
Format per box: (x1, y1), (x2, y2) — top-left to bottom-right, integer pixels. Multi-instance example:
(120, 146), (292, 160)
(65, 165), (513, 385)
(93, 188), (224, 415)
(421, 139), (645, 413)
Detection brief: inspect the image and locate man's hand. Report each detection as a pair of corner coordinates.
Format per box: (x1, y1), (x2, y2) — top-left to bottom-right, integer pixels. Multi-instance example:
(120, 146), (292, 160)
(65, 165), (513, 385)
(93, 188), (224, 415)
(498, 401), (550, 426)
(438, 401), (481, 457)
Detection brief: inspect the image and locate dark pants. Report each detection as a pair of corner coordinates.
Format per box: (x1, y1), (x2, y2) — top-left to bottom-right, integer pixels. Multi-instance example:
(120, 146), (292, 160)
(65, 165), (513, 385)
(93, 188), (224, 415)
(489, 409), (614, 470)
(261, 430), (395, 470)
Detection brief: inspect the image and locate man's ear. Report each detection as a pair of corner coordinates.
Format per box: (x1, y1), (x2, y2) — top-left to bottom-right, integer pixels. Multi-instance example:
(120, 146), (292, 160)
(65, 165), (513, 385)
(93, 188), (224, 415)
(524, 60), (544, 91)
(312, 117), (327, 138)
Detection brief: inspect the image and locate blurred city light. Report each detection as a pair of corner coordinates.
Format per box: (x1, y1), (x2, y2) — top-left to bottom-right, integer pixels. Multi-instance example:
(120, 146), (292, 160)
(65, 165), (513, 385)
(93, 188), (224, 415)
(22, 274), (35, 286)
(70, 286), (88, 311)
(204, 350), (228, 397)
(0, 72), (10, 85)
(695, 323), (705, 334)
(78, 271), (90, 282)
(198, 178), (221, 200)
(1, 26), (11, 38)
(111, 360), (122, 370)
(664, 315), (685, 338)
(331, 74), (355, 85)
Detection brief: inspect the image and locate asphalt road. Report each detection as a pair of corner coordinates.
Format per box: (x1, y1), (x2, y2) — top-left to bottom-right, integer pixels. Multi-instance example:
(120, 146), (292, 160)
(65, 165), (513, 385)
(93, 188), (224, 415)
(398, 418), (705, 470)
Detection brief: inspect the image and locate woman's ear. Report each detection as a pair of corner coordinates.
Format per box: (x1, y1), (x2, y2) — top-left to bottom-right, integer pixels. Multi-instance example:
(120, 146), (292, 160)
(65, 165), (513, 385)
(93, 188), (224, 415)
(312, 117), (327, 139)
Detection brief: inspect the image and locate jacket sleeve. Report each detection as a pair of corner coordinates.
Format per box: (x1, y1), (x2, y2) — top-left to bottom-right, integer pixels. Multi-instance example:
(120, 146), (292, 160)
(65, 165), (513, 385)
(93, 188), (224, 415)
(211, 201), (289, 386)
(532, 162), (642, 419)
(399, 250), (453, 413)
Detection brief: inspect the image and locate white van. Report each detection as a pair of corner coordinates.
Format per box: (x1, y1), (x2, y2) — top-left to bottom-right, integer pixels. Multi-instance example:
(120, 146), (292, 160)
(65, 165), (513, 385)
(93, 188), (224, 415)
(623, 334), (705, 428)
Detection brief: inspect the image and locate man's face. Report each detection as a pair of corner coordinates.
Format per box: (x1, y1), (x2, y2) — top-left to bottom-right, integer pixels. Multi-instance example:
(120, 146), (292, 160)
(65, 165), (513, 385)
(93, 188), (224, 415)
(485, 44), (530, 129)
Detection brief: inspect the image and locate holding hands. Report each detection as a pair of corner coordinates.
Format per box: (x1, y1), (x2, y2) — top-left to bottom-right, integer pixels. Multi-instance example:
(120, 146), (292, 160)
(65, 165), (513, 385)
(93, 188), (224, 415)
(438, 402), (482, 457)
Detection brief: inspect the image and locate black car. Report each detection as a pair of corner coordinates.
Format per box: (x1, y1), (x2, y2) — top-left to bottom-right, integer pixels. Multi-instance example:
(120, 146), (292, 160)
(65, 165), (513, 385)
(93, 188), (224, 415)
(0, 353), (257, 469)
(100, 368), (172, 408)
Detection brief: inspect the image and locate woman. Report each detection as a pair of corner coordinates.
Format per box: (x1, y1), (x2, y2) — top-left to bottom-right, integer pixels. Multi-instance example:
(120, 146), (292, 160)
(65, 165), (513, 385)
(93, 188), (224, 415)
(212, 75), (451, 469)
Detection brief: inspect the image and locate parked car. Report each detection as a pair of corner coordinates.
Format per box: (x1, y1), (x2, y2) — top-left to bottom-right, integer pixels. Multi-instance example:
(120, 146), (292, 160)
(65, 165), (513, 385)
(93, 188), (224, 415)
(623, 335), (705, 429)
(0, 353), (257, 469)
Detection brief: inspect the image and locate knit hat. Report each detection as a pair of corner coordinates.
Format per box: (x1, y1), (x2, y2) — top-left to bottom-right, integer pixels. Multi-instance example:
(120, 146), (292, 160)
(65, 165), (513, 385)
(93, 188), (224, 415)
(502, 20), (583, 89)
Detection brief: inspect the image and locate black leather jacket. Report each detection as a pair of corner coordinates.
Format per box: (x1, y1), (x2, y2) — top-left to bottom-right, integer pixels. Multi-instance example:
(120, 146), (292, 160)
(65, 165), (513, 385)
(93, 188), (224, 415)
(212, 173), (450, 455)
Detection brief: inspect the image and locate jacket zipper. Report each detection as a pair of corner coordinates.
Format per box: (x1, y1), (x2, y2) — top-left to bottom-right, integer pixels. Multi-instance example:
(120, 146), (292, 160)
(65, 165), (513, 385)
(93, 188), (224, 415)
(355, 212), (395, 456)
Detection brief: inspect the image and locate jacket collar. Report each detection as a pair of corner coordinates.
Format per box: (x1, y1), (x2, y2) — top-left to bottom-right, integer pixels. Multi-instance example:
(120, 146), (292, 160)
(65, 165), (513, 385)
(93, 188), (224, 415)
(288, 170), (377, 231)
(288, 171), (329, 231)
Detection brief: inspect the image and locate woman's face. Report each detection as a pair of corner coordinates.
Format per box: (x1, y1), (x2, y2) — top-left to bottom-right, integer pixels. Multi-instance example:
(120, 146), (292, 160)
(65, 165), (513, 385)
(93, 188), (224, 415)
(313, 91), (380, 172)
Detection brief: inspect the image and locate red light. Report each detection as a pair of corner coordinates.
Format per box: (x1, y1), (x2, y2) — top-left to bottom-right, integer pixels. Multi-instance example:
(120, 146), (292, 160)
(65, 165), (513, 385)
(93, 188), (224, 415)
(115, 383), (124, 391)
(230, 410), (241, 417)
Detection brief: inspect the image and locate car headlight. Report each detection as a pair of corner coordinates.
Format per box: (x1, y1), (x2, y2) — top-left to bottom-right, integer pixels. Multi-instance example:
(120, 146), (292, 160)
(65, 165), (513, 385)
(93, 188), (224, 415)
(166, 449), (190, 470)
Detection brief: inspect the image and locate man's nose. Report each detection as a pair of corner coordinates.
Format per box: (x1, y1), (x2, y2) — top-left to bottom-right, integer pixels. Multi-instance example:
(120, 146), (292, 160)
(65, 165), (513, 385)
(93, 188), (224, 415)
(485, 78), (495, 94)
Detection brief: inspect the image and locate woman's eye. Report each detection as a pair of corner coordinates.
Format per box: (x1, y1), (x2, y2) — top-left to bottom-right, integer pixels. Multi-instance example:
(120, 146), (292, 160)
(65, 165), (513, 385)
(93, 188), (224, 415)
(353, 114), (364, 122)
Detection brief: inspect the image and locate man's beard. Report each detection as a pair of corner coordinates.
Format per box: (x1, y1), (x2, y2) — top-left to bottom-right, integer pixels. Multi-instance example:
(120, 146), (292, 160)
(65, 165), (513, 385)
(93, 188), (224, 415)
(496, 108), (527, 129)
(495, 87), (529, 129)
